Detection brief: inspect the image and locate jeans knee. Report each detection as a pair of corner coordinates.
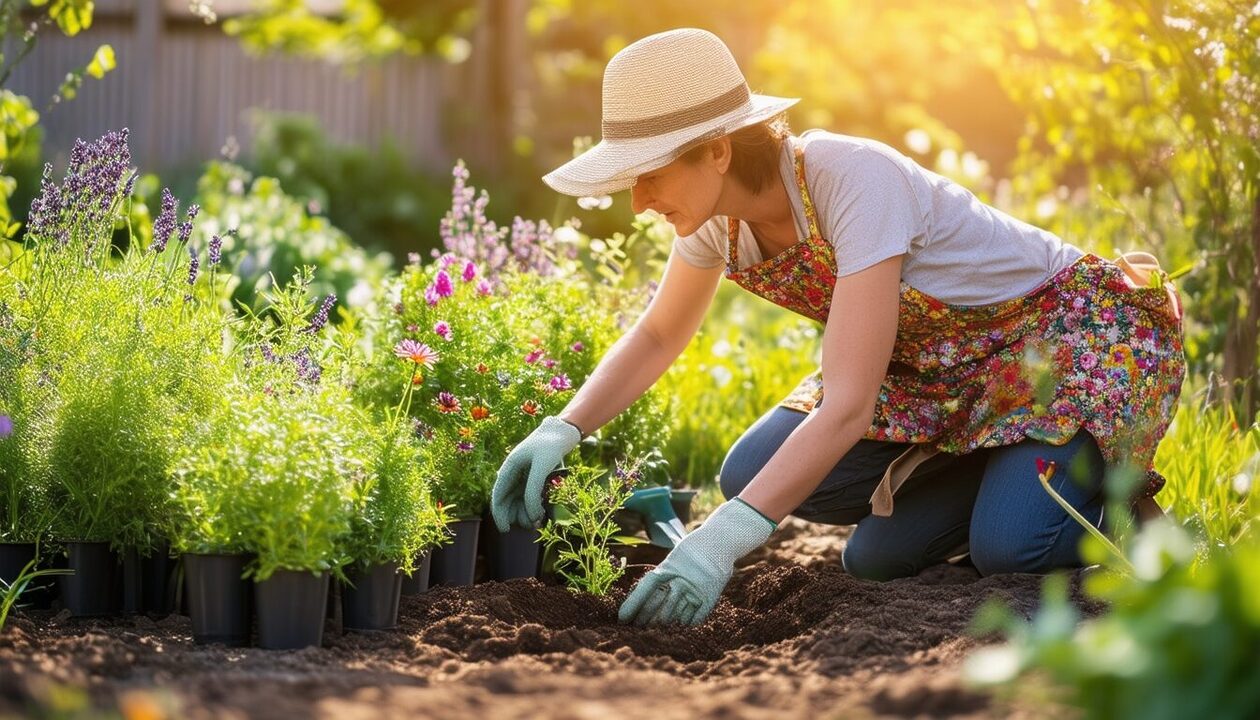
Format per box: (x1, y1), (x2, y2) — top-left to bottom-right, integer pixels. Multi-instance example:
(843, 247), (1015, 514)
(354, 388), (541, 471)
(842, 530), (912, 582)
(967, 538), (1023, 577)
(718, 446), (756, 501)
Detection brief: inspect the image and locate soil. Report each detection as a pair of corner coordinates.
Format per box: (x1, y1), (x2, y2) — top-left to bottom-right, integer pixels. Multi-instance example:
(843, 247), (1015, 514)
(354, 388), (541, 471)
(0, 519), (1094, 719)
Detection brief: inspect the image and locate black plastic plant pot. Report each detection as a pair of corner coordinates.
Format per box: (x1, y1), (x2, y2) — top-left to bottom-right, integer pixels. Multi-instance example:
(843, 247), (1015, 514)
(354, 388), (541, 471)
(141, 543), (176, 616)
(399, 551), (431, 596)
(0, 542), (36, 589)
(184, 553), (252, 647)
(485, 525), (541, 581)
(341, 562), (403, 631)
(429, 518), (481, 587)
(670, 488), (700, 526)
(254, 569), (330, 650)
(60, 541), (121, 617)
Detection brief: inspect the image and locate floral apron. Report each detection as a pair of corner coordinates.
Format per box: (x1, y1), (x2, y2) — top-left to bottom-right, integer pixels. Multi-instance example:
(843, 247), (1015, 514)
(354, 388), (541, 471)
(724, 143), (1186, 518)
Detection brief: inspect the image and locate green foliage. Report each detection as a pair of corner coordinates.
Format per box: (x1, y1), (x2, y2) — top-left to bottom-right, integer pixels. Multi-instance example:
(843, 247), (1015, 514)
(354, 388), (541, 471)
(193, 160), (393, 314)
(537, 463), (645, 596)
(245, 112), (453, 262)
(0, 547), (69, 632)
(658, 284), (821, 487)
(965, 522), (1260, 720)
(1154, 399), (1260, 545)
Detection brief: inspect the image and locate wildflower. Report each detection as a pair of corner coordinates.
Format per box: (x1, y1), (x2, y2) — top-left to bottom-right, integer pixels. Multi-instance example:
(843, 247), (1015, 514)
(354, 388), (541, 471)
(521, 400), (539, 416)
(456, 440), (474, 453)
(1035, 457), (1056, 479)
(393, 302), (405, 315)
(549, 472), (563, 488)
(150, 188), (177, 252)
(470, 405), (490, 421)
(412, 372), (424, 386)
(424, 285), (441, 306)
(476, 279), (492, 296)
(306, 294), (336, 334)
(177, 204), (199, 244)
(475, 363), (489, 374)
(0, 414), (13, 439)
(208, 234), (222, 266)
(458, 426), (474, 438)
(525, 348), (544, 364)
(413, 419), (434, 441)
(406, 324), (419, 333)
(407, 252), (421, 266)
(291, 350), (322, 385)
(434, 270), (454, 298)
(543, 358), (556, 369)
(570, 341), (584, 353)
(549, 374), (572, 391)
(496, 371), (511, 387)
(187, 246), (200, 285)
(394, 339), (440, 368)
(461, 260), (477, 282)
(436, 392), (461, 414)
(434, 321), (452, 341)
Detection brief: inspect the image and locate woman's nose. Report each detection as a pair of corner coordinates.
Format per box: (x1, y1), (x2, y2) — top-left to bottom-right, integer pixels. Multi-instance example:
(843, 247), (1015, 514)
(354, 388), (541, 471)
(630, 182), (650, 214)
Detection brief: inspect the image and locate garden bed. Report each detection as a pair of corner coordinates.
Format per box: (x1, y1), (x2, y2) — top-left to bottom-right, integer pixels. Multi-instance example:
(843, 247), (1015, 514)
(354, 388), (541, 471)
(0, 519), (1092, 719)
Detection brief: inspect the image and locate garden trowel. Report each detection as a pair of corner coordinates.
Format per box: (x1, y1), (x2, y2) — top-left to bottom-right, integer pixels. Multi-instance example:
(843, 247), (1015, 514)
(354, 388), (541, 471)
(622, 486), (687, 549)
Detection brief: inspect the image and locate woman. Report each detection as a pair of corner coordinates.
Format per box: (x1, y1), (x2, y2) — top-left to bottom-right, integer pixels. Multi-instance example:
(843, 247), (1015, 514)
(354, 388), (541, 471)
(491, 28), (1185, 627)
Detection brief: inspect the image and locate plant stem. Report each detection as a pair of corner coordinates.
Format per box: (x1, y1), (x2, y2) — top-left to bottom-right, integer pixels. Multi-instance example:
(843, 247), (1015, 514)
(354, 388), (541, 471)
(1039, 473), (1136, 574)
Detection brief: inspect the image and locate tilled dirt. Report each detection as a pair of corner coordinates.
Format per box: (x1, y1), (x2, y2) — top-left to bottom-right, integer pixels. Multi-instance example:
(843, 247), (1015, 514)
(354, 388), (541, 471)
(0, 520), (1089, 719)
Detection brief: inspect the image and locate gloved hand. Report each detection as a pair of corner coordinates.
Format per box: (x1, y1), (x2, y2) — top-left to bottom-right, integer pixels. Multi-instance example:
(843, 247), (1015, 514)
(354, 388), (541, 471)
(491, 415), (582, 531)
(618, 498), (776, 627)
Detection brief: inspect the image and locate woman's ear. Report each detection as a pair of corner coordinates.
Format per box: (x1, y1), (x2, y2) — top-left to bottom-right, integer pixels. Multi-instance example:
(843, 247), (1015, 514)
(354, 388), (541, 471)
(709, 136), (733, 174)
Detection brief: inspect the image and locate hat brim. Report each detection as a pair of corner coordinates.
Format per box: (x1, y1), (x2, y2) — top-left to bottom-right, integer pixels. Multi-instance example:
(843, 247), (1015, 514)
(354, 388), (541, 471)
(543, 93), (799, 198)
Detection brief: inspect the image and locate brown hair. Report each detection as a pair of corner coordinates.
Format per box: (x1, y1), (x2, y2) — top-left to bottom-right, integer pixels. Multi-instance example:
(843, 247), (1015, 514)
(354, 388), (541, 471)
(679, 114), (791, 193)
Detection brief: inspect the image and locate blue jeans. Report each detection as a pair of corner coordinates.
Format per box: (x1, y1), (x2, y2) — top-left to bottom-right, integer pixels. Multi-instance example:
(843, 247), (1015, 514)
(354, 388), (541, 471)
(718, 405), (1107, 580)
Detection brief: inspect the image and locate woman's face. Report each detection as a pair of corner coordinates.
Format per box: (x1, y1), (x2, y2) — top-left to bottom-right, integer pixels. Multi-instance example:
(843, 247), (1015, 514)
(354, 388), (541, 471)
(629, 147), (726, 237)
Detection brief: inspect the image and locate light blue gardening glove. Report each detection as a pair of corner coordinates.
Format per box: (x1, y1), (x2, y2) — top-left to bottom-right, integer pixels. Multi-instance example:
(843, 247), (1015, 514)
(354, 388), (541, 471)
(618, 498), (776, 627)
(491, 415), (582, 532)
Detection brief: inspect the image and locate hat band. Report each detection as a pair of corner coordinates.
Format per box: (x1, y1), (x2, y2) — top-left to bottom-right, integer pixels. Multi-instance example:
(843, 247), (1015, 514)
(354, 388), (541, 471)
(601, 83), (750, 140)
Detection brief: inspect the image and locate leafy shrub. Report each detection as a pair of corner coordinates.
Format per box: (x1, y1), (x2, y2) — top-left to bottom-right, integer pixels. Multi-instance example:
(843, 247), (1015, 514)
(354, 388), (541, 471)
(965, 521), (1260, 720)
(193, 160), (393, 313)
(538, 462), (645, 596)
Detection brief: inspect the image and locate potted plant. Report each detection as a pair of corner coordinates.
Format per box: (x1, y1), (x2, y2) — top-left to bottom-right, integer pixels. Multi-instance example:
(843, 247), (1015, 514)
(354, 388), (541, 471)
(338, 345), (450, 630)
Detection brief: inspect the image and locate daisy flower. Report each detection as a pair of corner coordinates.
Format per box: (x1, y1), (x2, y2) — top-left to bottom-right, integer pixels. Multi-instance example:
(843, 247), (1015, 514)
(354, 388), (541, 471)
(436, 392), (461, 414)
(394, 339), (440, 368)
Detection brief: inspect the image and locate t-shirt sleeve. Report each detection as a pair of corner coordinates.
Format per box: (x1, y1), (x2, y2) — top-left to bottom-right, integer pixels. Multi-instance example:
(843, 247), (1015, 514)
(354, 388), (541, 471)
(807, 143), (925, 278)
(671, 216), (727, 269)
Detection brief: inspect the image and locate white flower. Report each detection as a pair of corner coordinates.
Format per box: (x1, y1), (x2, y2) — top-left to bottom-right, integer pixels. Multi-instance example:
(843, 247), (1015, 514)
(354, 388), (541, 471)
(577, 195), (613, 211)
(711, 339), (732, 358)
(1233, 473), (1253, 496)
(710, 365), (733, 387)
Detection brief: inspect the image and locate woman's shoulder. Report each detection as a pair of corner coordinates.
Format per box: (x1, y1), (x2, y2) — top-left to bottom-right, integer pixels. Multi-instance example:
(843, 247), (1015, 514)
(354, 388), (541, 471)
(797, 130), (915, 171)
(794, 130), (931, 210)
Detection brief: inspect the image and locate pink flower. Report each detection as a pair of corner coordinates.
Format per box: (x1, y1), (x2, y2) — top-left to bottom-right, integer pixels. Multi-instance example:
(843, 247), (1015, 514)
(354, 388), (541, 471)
(434, 270), (454, 298)
(549, 374), (572, 391)
(543, 358), (556, 369)
(434, 321), (452, 340)
(436, 392), (461, 414)
(394, 339), (440, 368)
(525, 349), (544, 364)
(461, 261), (477, 282)
(456, 440), (474, 453)
(1035, 457), (1056, 479)
(476, 279), (492, 296)
(570, 342), (584, 352)
(424, 286), (440, 306)
(406, 323), (419, 333)
(1080, 352), (1098, 370)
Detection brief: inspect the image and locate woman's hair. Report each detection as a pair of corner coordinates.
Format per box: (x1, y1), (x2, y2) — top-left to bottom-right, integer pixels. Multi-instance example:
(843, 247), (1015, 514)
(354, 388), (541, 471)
(679, 113), (791, 194)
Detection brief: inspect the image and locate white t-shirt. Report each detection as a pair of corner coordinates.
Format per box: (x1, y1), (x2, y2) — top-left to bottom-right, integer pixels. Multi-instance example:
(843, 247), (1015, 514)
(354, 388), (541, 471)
(673, 130), (1084, 306)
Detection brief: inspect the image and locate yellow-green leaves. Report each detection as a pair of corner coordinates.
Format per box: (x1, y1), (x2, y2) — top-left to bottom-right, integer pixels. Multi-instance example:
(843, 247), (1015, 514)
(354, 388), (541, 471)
(30, 0), (94, 37)
(85, 44), (115, 79)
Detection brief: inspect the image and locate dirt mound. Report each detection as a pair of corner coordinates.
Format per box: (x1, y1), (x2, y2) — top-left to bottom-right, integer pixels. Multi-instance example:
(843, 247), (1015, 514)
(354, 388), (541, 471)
(0, 519), (1086, 718)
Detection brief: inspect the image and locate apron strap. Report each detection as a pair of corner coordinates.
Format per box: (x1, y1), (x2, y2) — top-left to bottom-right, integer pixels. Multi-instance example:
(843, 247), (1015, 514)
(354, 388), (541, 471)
(869, 444), (940, 517)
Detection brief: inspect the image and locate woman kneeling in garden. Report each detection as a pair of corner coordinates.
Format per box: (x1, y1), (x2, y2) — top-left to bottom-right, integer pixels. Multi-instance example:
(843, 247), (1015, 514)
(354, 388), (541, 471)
(492, 28), (1185, 627)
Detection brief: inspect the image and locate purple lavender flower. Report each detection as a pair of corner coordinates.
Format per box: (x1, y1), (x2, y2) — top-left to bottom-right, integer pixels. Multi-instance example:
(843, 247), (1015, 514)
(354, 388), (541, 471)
(290, 349), (322, 385)
(305, 294), (336, 334)
(208, 234), (222, 266)
(0, 414), (13, 439)
(177, 204), (199, 245)
(259, 343), (279, 363)
(151, 188), (177, 252)
(187, 246), (200, 285)
(28, 130), (134, 248)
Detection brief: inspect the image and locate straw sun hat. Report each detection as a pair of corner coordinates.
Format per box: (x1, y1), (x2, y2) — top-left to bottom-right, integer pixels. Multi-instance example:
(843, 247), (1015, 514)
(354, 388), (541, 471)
(543, 28), (799, 198)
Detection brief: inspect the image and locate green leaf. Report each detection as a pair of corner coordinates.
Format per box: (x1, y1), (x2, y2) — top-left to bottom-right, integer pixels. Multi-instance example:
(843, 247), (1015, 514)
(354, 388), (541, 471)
(612, 535), (648, 545)
(86, 44), (115, 79)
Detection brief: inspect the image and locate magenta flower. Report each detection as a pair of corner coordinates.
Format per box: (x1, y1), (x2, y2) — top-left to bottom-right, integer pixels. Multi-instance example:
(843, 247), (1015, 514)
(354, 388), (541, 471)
(0, 414), (12, 439)
(1080, 351), (1098, 370)
(436, 392), (461, 414)
(476, 279), (492, 296)
(525, 348), (544, 364)
(570, 341), (584, 352)
(549, 374), (572, 391)
(424, 286), (441, 306)
(456, 440), (474, 453)
(394, 339), (441, 368)
(434, 270), (454, 298)
(543, 358), (556, 369)
(461, 260), (477, 282)
(434, 321), (452, 341)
